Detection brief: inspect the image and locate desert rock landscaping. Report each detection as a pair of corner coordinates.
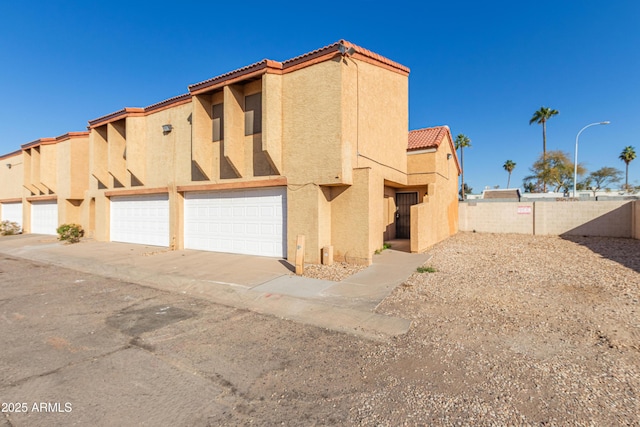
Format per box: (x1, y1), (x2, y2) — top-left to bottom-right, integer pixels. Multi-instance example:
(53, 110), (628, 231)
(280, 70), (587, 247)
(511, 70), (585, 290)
(355, 232), (640, 425)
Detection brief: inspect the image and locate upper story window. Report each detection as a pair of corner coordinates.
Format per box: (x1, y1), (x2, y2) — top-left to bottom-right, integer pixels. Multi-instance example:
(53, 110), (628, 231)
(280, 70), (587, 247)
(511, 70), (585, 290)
(212, 103), (224, 141)
(244, 93), (262, 136)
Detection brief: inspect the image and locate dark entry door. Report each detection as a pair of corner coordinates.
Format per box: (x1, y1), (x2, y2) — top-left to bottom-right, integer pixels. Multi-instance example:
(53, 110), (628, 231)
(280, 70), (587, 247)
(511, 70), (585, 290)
(395, 192), (418, 239)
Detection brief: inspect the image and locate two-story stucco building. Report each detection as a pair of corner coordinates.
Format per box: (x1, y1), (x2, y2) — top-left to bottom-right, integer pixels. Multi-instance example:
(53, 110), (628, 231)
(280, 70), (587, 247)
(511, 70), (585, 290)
(0, 40), (460, 265)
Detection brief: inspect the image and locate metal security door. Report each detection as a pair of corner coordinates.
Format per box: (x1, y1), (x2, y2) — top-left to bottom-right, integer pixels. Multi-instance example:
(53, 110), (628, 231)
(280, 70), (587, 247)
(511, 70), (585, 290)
(395, 192), (418, 239)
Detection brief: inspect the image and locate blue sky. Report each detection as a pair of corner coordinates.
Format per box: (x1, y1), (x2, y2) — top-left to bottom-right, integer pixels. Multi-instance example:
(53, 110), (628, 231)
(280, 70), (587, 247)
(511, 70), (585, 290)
(1, 1), (638, 191)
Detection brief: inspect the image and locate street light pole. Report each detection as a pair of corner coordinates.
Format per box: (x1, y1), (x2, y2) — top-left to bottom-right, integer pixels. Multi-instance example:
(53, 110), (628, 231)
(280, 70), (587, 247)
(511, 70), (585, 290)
(573, 121), (610, 198)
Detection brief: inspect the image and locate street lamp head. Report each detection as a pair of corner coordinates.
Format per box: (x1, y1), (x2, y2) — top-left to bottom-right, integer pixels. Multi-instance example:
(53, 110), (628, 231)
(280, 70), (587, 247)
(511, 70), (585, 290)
(573, 120), (612, 198)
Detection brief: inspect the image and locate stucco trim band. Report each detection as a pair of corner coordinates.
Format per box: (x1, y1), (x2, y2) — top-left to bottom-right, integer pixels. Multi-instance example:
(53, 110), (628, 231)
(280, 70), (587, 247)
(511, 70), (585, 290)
(26, 195), (58, 202)
(104, 187), (169, 197)
(88, 95), (194, 129)
(0, 198), (22, 203)
(176, 177), (287, 193)
(55, 132), (90, 142)
(0, 150), (22, 160)
(21, 138), (56, 150)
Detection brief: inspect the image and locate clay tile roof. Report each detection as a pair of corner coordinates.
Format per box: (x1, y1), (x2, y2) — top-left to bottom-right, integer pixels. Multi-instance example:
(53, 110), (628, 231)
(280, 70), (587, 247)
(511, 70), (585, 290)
(188, 59), (283, 94)
(88, 107), (145, 128)
(281, 39), (409, 74)
(408, 125), (461, 175)
(407, 126), (450, 151)
(188, 39), (409, 95)
(55, 131), (90, 142)
(145, 93), (192, 113)
(20, 137), (56, 150)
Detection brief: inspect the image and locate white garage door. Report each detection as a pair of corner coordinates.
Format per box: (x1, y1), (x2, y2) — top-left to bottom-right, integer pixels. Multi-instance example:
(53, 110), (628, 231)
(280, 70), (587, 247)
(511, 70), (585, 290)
(1, 202), (23, 228)
(110, 194), (170, 247)
(31, 201), (58, 235)
(184, 187), (287, 258)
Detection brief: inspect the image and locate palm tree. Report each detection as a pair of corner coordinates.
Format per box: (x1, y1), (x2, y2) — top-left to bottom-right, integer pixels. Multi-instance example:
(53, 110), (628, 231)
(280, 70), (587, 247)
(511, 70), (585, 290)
(455, 134), (471, 200)
(529, 106), (559, 192)
(619, 146), (637, 189)
(503, 160), (516, 188)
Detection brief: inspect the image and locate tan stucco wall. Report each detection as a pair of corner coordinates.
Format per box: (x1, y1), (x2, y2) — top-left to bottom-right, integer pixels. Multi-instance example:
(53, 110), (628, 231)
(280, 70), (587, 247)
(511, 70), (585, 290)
(349, 60), (409, 185)
(282, 58), (345, 185)
(262, 73), (283, 174)
(286, 184), (322, 263)
(90, 127), (109, 186)
(14, 135), (90, 233)
(405, 134), (460, 251)
(143, 103), (193, 187)
(40, 144), (57, 193)
(57, 136), (90, 201)
(0, 152), (24, 228)
(0, 152), (24, 200)
(280, 55), (409, 262)
(330, 168), (373, 265)
(56, 135), (90, 228)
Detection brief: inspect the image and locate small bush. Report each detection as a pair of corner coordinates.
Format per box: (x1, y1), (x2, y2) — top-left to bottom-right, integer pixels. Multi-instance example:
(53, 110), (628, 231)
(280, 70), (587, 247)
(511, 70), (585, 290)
(57, 223), (84, 243)
(417, 266), (437, 273)
(374, 243), (392, 255)
(0, 220), (21, 236)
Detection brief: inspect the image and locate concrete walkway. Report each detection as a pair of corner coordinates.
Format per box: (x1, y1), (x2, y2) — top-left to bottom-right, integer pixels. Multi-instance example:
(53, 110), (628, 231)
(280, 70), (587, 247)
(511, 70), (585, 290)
(0, 234), (430, 341)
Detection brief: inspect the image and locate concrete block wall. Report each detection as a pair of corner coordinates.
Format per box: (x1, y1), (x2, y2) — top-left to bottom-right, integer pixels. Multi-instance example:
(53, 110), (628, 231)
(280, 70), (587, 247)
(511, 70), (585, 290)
(633, 201), (640, 239)
(459, 200), (634, 238)
(535, 201), (632, 237)
(459, 202), (534, 234)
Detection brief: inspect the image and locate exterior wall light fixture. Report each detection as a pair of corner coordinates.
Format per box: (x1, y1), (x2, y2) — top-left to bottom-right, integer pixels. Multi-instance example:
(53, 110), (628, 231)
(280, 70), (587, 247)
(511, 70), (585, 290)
(447, 154), (452, 160)
(162, 124), (173, 133)
(5, 163), (11, 169)
(338, 43), (355, 57)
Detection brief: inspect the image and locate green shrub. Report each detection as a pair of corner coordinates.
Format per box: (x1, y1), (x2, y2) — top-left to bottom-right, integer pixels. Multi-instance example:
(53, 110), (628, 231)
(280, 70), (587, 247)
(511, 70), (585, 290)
(374, 243), (392, 255)
(416, 266), (437, 273)
(56, 223), (84, 243)
(0, 220), (21, 236)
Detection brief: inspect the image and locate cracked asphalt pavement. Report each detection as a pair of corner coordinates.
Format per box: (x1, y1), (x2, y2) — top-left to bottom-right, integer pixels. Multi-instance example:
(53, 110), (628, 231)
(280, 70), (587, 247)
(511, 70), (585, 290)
(0, 255), (376, 426)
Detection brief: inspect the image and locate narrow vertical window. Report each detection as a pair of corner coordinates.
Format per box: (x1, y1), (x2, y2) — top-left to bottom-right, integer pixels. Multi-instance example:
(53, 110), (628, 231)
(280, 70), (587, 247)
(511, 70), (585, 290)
(244, 93), (262, 136)
(212, 103), (224, 141)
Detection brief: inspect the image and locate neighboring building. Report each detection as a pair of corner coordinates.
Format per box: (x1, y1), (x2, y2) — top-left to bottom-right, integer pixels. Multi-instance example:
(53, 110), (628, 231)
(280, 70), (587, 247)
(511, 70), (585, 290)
(0, 40), (460, 264)
(482, 188), (522, 201)
(0, 150), (24, 229)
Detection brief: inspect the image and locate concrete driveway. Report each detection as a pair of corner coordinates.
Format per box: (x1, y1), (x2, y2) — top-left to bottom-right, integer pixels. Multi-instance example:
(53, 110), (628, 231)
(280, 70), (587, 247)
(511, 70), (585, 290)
(0, 234), (430, 340)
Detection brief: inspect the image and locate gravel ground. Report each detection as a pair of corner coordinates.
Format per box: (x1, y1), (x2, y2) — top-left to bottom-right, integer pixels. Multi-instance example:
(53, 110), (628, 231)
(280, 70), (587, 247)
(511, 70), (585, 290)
(352, 232), (640, 425)
(302, 262), (367, 281)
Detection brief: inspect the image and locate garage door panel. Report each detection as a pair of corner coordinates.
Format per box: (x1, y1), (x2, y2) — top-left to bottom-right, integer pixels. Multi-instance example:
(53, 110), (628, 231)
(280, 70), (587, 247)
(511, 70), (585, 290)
(184, 187), (287, 258)
(31, 201), (58, 235)
(110, 194), (169, 247)
(1, 203), (23, 228)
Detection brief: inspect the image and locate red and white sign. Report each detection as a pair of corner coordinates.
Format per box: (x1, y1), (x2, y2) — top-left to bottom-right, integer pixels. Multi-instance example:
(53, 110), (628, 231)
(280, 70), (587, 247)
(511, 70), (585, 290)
(517, 206), (532, 214)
